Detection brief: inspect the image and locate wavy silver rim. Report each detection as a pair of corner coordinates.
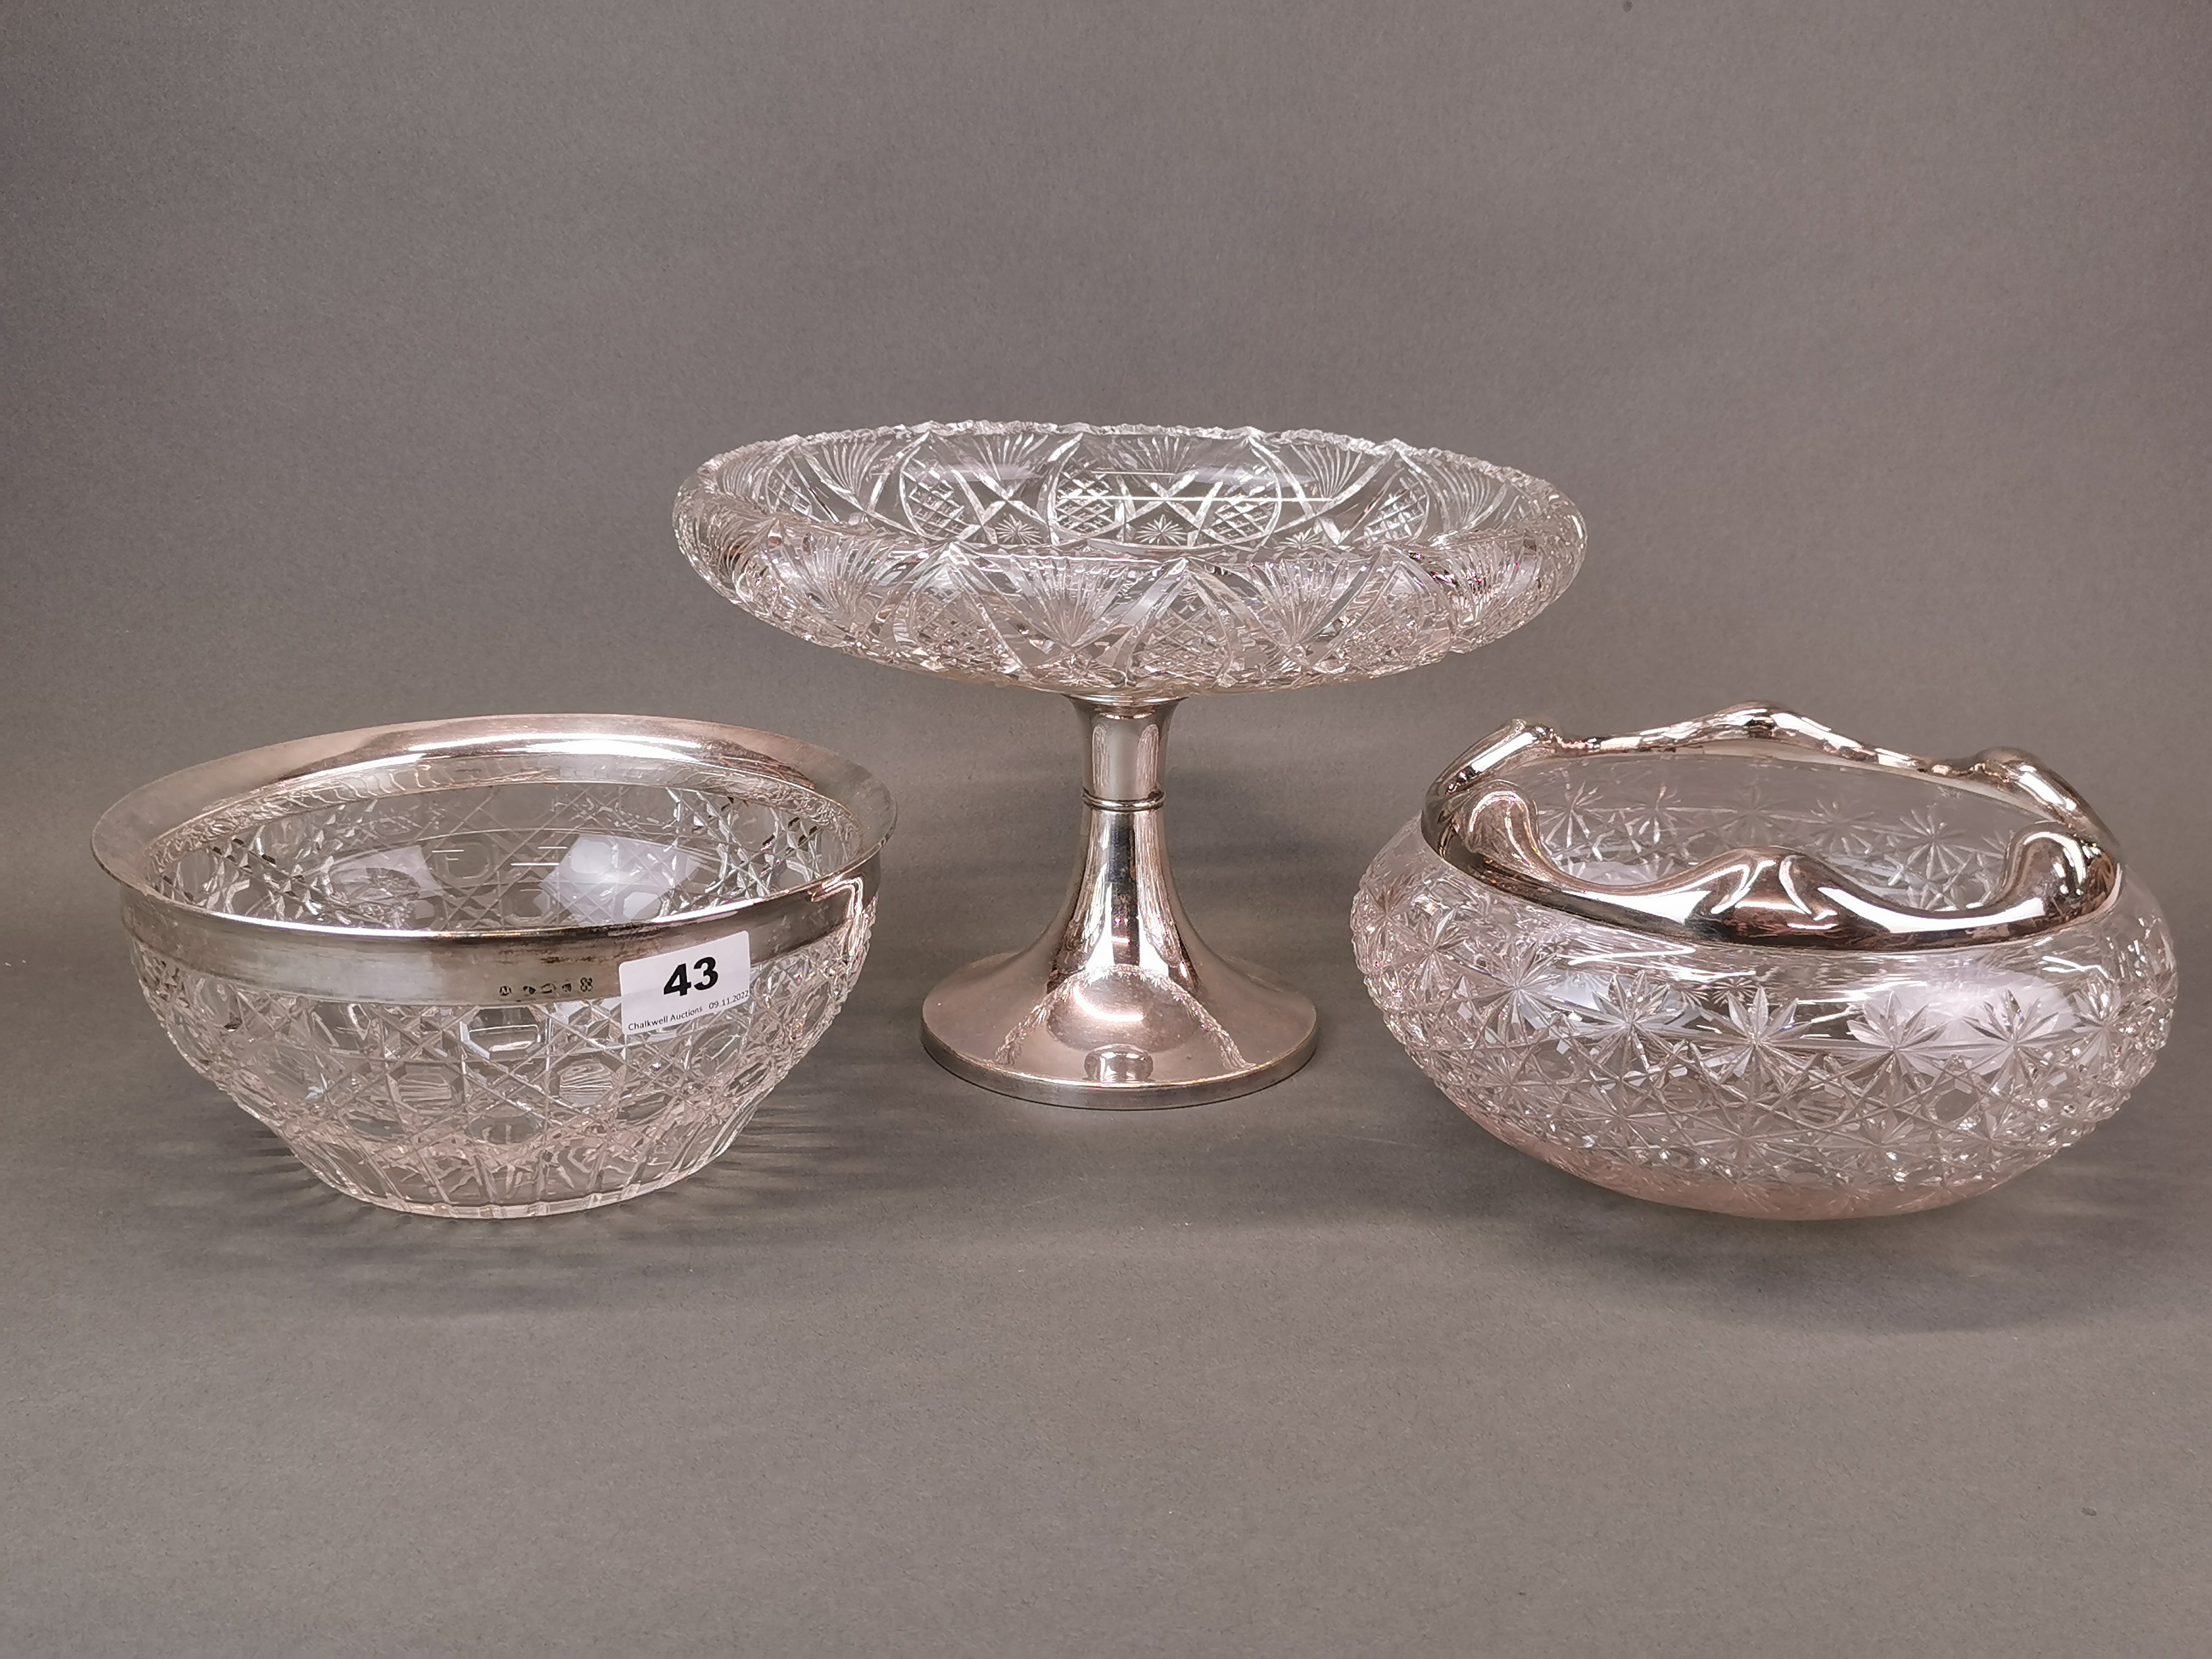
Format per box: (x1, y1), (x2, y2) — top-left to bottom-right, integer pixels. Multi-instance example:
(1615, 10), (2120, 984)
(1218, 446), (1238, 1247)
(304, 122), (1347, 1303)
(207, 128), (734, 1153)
(1420, 702), (2118, 951)
(93, 714), (894, 1004)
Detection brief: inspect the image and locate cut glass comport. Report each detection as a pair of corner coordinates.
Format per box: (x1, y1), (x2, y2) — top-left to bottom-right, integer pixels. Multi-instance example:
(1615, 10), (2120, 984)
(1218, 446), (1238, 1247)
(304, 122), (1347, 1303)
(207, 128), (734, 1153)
(1353, 704), (2178, 1217)
(96, 715), (893, 1216)
(678, 421), (1585, 1106)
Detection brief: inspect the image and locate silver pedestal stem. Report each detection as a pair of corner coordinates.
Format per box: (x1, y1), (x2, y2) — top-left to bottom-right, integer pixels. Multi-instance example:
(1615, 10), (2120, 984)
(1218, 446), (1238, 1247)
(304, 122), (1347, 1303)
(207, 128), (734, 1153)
(920, 697), (1319, 1108)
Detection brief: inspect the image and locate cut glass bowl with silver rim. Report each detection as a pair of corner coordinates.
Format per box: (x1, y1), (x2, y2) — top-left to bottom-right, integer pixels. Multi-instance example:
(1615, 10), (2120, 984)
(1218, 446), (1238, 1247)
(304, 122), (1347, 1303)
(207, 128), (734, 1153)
(95, 715), (892, 1218)
(1352, 704), (2177, 1219)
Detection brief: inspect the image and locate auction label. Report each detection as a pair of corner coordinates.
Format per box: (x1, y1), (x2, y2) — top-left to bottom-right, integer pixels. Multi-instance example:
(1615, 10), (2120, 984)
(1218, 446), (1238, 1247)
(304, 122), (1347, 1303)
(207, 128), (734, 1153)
(617, 930), (752, 1037)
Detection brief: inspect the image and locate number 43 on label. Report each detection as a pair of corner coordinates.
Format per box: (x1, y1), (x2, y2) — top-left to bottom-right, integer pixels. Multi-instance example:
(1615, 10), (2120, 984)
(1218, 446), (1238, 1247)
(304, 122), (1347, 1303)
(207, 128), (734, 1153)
(617, 930), (752, 1037)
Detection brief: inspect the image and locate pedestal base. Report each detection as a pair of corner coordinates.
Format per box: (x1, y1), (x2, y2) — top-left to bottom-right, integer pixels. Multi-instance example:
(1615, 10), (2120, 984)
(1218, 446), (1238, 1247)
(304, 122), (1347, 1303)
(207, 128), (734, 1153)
(922, 948), (1319, 1110)
(919, 697), (1318, 1109)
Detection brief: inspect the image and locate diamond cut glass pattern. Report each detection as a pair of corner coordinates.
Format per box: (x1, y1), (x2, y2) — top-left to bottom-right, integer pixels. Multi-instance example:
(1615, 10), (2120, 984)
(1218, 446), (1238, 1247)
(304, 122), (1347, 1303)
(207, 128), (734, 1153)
(1355, 740), (2177, 1219)
(132, 911), (872, 1218)
(675, 422), (1586, 699)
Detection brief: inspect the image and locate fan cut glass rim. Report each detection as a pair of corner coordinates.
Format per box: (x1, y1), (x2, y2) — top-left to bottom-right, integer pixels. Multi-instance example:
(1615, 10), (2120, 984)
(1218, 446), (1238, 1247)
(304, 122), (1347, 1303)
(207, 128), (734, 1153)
(93, 714), (894, 1003)
(682, 418), (1586, 565)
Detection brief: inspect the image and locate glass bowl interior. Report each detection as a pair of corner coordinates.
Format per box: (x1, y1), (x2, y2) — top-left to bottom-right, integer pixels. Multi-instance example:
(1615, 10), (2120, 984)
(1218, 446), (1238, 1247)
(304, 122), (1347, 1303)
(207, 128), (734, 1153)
(149, 768), (862, 934)
(98, 716), (892, 947)
(1512, 751), (2049, 913)
(677, 422), (1587, 697)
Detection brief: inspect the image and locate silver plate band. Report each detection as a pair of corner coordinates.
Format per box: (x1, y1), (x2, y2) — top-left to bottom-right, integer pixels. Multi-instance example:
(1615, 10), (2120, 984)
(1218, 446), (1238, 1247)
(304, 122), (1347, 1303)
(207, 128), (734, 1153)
(95, 713), (893, 1005)
(1421, 702), (2119, 951)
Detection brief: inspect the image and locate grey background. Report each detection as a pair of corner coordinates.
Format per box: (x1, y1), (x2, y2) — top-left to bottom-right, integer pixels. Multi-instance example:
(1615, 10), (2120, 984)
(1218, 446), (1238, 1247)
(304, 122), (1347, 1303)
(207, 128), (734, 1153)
(5, 2), (2210, 1653)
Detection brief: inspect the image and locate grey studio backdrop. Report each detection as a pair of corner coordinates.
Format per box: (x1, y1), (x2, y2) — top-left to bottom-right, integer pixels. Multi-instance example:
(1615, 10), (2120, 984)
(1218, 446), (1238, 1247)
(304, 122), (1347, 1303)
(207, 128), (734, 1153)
(5, 4), (2210, 1655)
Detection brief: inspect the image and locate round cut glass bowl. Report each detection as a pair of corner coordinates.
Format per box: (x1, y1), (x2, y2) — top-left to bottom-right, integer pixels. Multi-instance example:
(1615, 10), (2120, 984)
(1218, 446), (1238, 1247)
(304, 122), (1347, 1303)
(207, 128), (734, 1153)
(95, 715), (893, 1218)
(674, 421), (1585, 699)
(1353, 705), (2177, 1219)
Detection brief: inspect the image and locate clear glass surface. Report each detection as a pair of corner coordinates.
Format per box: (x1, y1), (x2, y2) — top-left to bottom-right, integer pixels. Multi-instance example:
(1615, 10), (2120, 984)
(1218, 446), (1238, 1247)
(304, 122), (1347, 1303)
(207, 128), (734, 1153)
(675, 422), (1585, 699)
(152, 774), (861, 929)
(127, 749), (876, 1218)
(1354, 753), (2177, 1218)
(1511, 751), (2046, 910)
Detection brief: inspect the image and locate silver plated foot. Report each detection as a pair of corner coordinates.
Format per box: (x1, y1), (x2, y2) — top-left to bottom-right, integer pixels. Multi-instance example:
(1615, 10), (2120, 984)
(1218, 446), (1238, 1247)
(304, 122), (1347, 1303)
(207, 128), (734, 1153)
(921, 698), (1318, 1108)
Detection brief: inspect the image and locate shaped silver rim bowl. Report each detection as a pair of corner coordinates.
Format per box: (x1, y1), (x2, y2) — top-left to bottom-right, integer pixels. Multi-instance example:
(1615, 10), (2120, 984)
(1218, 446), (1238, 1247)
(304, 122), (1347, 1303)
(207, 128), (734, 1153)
(96, 714), (894, 1217)
(1355, 703), (2177, 1218)
(677, 421), (1584, 1108)
(1423, 703), (2119, 951)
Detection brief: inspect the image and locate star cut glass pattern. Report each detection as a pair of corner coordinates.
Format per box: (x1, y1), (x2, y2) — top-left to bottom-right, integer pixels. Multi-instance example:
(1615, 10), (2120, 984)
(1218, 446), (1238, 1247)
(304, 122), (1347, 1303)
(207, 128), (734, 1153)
(133, 908), (872, 1218)
(118, 735), (882, 1218)
(1353, 747), (2178, 1219)
(1511, 752), (2041, 912)
(675, 422), (1586, 699)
